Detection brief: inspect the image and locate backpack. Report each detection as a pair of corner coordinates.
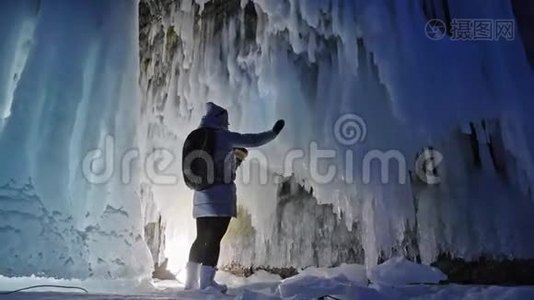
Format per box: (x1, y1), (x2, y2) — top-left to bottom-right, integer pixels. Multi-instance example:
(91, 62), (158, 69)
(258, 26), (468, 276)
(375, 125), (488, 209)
(182, 128), (218, 191)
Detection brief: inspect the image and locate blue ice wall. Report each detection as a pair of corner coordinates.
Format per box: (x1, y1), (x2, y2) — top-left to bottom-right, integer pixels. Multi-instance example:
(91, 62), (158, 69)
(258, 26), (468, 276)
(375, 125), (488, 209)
(0, 0), (152, 279)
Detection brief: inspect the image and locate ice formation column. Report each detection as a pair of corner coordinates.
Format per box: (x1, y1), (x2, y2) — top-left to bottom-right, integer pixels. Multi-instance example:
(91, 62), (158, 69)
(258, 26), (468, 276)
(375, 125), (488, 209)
(137, 0), (534, 272)
(0, 0), (152, 279)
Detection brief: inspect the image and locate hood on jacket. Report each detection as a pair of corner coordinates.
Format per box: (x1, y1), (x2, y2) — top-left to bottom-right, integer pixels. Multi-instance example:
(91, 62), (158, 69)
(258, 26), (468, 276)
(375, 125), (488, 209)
(200, 102), (229, 129)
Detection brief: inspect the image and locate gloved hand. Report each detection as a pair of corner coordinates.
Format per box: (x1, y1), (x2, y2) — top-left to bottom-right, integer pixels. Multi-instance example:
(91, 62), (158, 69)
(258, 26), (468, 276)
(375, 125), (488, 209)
(234, 148), (248, 167)
(273, 120), (285, 135)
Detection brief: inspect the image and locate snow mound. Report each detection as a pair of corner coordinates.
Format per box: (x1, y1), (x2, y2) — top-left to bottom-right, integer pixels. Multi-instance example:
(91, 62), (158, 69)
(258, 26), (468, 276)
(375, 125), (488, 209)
(277, 264), (376, 299)
(299, 264), (368, 286)
(369, 257), (447, 286)
(278, 276), (381, 299)
(238, 288), (282, 300)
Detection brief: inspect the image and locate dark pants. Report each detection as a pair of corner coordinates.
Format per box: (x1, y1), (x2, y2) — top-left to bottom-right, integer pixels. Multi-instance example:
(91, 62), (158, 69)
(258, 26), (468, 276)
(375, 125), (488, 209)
(188, 217), (231, 267)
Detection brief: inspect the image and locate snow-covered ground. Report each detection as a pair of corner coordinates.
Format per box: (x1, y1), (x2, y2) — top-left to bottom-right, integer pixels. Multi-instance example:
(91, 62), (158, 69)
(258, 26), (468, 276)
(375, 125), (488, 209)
(2, 258), (534, 300)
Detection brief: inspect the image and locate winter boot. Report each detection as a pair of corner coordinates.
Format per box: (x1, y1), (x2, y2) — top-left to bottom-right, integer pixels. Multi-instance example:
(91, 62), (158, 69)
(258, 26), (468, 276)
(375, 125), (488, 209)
(199, 265), (227, 293)
(184, 262), (200, 290)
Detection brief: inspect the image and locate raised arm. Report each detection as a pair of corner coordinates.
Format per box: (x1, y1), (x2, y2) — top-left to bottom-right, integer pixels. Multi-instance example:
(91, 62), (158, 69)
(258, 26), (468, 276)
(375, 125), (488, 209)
(226, 130), (277, 148)
(225, 120), (285, 148)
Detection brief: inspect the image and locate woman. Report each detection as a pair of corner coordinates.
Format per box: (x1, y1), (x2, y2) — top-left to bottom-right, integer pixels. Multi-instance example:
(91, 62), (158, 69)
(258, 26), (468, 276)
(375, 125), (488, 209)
(185, 102), (285, 292)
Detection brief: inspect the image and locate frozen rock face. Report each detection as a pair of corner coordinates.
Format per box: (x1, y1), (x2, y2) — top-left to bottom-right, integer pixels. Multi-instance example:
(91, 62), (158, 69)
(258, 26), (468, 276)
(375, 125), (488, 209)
(220, 176), (368, 270)
(268, 177), (366, 268)
(144, 215), (172, 279)
(0, 0), (152, 279)
(138, 0), (534, 274)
